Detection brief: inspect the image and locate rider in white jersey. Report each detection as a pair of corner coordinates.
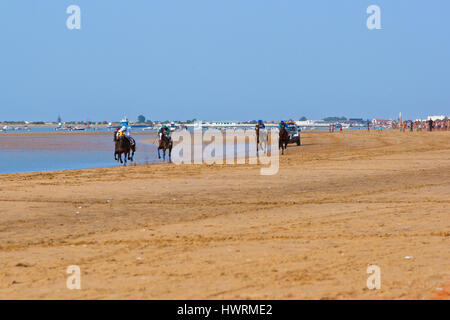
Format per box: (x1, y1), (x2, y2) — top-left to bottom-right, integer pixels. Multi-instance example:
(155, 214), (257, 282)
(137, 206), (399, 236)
(116, 117), (135, 145)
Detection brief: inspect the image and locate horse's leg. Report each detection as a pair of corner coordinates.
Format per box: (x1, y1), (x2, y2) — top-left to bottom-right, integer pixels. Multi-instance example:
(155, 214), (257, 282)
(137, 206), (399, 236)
(119, 152), (123, 164)
(127, 144), (132, 160)
(130, 146), (135, 162)
(163, 148), (166, 160)
(157, 148), (161, 159)
(169, 146), (172, 162)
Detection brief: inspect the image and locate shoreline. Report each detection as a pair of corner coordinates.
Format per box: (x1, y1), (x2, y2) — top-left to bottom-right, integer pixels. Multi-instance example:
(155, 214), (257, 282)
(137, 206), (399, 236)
(1, 129), (449, 175)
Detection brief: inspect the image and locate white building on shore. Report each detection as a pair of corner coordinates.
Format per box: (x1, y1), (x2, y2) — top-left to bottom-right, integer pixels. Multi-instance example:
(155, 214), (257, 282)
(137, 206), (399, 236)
(427, 115), (447, 121)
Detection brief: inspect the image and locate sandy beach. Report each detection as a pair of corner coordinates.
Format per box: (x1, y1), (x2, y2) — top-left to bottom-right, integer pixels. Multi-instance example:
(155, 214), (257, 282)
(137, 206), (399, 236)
(0, 130), (449, 299)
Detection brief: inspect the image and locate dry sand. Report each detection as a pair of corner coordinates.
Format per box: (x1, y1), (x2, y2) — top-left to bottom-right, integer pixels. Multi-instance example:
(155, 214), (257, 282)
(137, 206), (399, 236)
(0, 130), (449, 299)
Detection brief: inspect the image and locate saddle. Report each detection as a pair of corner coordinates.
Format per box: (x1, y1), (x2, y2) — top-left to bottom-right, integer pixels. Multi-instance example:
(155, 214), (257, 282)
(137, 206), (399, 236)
(160, 133), (171, 143)
(117, 132), (135, 146)
(279, 126), (289, 139)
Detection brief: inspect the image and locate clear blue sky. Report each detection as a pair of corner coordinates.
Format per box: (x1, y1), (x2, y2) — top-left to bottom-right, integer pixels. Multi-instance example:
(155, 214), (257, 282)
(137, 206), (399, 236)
(0, 0), (449, 122)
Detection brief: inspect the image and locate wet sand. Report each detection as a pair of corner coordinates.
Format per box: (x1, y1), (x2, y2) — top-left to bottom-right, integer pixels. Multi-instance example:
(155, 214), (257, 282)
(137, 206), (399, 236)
(0, 130), (449, 299)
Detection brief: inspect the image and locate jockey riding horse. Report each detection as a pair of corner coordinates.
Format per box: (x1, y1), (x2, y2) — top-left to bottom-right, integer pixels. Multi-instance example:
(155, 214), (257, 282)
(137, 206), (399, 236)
(157, 125), (172, 161)
(114, 117), (136, 164)
(279, 121), (289, 155)
(116, 117), (136, 147)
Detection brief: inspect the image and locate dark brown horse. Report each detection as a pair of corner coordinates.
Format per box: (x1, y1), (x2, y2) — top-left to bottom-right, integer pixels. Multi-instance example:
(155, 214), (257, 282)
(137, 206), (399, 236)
(158, 132), (172, 161)
(279, 124), (289, 155)
(114, 132), (135, 165)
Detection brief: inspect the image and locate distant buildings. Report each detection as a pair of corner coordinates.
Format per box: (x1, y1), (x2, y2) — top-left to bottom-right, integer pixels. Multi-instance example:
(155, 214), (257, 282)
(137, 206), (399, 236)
(413, 115), (448, 122)
(427, 115), (448, 121)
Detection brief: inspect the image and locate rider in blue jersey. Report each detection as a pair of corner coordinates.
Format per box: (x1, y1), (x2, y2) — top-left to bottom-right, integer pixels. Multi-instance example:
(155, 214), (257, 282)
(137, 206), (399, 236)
(256, 120), (265, 129)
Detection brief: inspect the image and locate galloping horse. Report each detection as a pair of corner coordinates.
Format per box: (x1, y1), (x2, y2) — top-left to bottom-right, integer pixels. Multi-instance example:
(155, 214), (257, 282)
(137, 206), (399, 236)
(158, 132), (172, 161)
(114, 132), (135, 165)
(279, 124), (289, 155)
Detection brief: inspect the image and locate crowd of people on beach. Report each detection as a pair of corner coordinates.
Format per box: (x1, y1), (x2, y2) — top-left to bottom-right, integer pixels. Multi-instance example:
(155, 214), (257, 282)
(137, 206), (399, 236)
(326, 118), (449, 133)
(394, 119), (450, 132)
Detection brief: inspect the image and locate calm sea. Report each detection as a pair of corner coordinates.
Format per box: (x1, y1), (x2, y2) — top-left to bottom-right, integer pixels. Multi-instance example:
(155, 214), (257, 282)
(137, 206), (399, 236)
(0, 134), (158, 174)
